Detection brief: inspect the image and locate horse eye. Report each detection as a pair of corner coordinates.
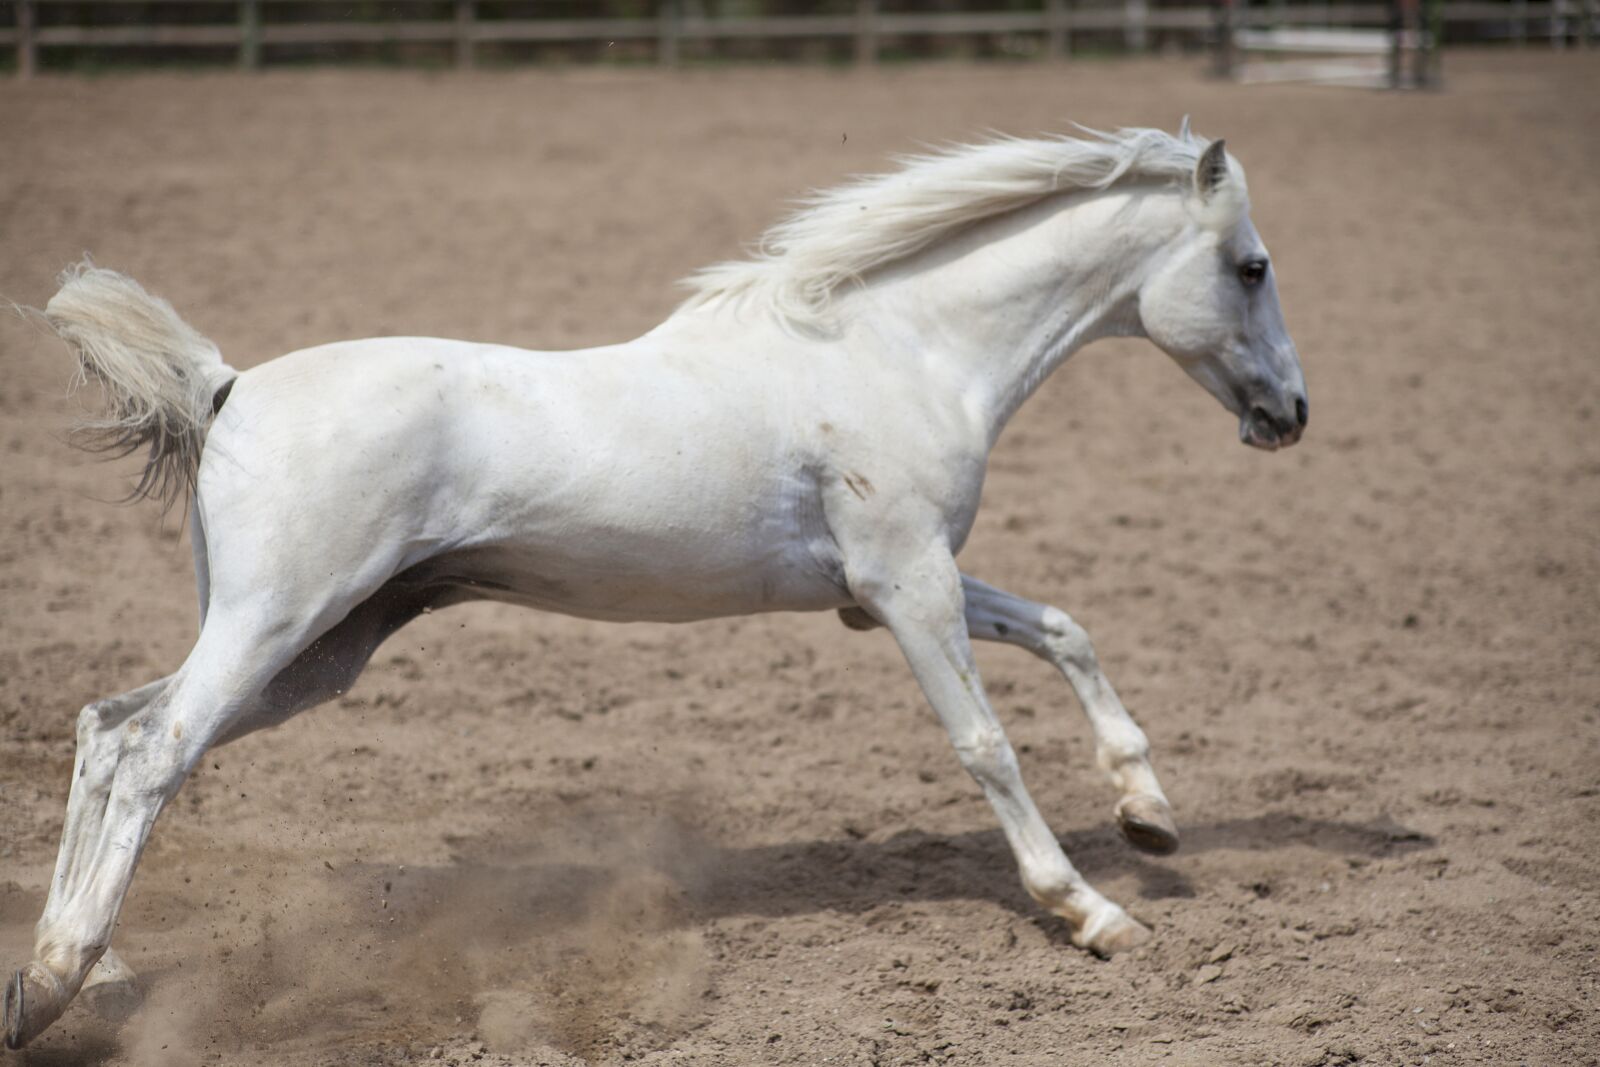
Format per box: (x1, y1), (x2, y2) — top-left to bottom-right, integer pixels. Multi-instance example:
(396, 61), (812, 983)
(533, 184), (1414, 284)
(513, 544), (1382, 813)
(1238, 259), (1269, 287)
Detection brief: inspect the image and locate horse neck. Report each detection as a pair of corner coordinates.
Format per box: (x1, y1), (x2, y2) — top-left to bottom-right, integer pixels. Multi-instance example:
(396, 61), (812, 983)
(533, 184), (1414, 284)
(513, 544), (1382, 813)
(853, 184), (1183, 441)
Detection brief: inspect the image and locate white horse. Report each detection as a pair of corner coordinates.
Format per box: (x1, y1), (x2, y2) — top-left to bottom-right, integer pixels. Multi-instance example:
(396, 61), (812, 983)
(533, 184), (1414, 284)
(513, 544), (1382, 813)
(5, 125), (1305, 1049)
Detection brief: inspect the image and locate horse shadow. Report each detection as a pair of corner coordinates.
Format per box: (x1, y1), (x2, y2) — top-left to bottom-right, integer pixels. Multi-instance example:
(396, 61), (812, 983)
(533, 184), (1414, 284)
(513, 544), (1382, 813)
(417, 808), (1436, 948)
(684, 810), (1434, 932)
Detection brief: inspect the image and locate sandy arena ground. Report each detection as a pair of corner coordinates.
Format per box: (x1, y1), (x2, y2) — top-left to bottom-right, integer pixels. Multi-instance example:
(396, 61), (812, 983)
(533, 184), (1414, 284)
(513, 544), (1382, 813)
(1, 51), (1597, 1067)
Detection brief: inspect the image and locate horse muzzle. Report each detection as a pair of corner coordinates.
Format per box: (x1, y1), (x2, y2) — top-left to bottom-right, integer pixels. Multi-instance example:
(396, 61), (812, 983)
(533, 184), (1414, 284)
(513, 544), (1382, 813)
(1240, 394), (1307, 451)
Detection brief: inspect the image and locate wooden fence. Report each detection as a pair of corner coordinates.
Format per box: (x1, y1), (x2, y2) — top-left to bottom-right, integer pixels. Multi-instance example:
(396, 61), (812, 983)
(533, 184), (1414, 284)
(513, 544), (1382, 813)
(1, 0), (1592, 77)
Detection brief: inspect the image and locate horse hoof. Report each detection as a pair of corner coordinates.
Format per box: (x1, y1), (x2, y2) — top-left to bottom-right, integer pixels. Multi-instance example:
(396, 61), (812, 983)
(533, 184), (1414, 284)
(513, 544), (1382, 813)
(1075, 908), (1152, 958)
(81, 951), (142, 1022)
(4, 962), (69, 1050)
(1116, 794), (1179, 856)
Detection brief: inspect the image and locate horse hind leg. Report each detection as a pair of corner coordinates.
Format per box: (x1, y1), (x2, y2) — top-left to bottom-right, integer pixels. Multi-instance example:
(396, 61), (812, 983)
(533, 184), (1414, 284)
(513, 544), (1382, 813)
(17, 498), (224, 1035)
(6, 612), (314, 1049)
(6, 574), (448, 1049)
(41, 679), (172, 927)
(58, 684), (176, 1023)
(11, 677), (173, 1031)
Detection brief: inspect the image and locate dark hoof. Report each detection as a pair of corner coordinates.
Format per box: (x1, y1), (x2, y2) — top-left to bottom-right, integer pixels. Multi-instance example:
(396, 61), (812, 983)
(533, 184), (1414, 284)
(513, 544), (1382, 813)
(1116, 794), (1180, 856)
(5, 963), (69, 1050)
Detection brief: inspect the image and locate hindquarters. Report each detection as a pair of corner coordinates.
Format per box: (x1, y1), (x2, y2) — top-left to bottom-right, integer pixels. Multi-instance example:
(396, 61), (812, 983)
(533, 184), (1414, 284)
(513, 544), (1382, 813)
(187, 339), (488, 637)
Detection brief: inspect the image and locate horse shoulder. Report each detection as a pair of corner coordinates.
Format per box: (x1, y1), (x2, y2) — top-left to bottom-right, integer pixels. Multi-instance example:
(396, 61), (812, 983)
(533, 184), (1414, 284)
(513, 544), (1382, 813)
(810, 374), (991, 568)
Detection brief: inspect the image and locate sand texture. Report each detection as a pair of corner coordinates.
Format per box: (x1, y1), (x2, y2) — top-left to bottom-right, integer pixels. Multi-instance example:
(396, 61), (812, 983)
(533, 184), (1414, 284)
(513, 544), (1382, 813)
(1, 51), (1597, 1067)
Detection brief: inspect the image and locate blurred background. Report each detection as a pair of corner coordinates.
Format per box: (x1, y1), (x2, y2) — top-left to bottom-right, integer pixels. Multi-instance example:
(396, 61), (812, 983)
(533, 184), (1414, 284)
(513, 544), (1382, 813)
(1, 0), (1593, 77)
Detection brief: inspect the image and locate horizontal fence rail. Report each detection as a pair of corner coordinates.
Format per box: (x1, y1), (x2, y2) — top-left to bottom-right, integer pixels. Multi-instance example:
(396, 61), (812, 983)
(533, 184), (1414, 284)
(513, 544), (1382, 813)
(2, 1), (1593, 76)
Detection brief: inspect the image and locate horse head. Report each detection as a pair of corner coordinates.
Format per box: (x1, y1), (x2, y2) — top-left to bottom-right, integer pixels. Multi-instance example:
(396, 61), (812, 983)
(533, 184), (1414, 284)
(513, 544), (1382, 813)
(1137, 139), (1307, 450)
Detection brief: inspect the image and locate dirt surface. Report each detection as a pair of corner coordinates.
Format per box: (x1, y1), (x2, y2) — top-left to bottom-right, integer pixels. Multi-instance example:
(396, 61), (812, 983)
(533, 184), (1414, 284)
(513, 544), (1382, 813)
(2, 52), (1598, 1067)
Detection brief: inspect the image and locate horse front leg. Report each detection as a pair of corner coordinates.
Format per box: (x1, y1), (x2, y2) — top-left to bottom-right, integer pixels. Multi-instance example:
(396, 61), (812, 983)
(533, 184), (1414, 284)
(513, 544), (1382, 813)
(848, 545), (1150, 956)
(960, 575), (1178, 856)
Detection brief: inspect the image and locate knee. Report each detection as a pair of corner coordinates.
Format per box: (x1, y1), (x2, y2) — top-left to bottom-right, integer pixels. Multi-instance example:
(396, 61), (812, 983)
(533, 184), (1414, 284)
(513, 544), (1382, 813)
(954, 727), (1017, 782)
(1040, 607), (1097, 671)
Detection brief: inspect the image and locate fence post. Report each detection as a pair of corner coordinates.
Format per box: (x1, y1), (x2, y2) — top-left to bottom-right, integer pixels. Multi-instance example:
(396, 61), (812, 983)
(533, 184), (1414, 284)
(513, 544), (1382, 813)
(1389, 0), (1411, 88)
(239, 0), (260, 70)
(1422, 0), (1442, 85)
(1211, 0), (1235, 78)
(1124, 0), (1148, 51)
(855, 0), (877, 65)
(16, 0), (36, 79)
(1046, 0), (1070, 59)
(658, 0), (679, 66)
(454, 0), (475, 68)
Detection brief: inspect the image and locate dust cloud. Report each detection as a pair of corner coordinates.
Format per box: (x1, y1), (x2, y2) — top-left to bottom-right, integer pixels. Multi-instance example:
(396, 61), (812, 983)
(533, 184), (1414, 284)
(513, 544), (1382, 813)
(114, 810), (715, 1064)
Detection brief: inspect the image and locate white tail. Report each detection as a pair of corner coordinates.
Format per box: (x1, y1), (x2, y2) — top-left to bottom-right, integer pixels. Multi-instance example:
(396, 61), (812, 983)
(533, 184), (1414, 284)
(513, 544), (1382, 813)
(44, 262), (237, 508)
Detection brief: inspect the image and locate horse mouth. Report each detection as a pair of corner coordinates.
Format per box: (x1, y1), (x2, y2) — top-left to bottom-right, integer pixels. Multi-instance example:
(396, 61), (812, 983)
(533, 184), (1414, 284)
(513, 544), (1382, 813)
(1240, 406), (1303, 451)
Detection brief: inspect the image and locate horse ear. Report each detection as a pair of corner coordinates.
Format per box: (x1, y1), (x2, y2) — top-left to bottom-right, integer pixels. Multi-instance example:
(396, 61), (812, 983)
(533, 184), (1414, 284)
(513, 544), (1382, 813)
(1195, 139), (1229, 201)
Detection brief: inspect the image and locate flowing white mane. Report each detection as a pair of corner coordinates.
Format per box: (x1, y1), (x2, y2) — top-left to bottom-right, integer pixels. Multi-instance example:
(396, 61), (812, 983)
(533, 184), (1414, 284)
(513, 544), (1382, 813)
(680, 123), (1217, 328)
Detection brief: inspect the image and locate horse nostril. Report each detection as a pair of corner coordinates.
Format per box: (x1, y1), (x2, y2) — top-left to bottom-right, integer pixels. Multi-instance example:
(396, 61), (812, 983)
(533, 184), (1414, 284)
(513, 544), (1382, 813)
(1294, 396), (1308, 428)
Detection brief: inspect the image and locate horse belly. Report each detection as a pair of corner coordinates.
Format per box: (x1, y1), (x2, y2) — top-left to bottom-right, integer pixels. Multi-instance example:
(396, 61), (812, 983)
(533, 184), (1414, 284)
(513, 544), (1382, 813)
(433, 352), (850, 621)
(417, 531), (848, 623)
